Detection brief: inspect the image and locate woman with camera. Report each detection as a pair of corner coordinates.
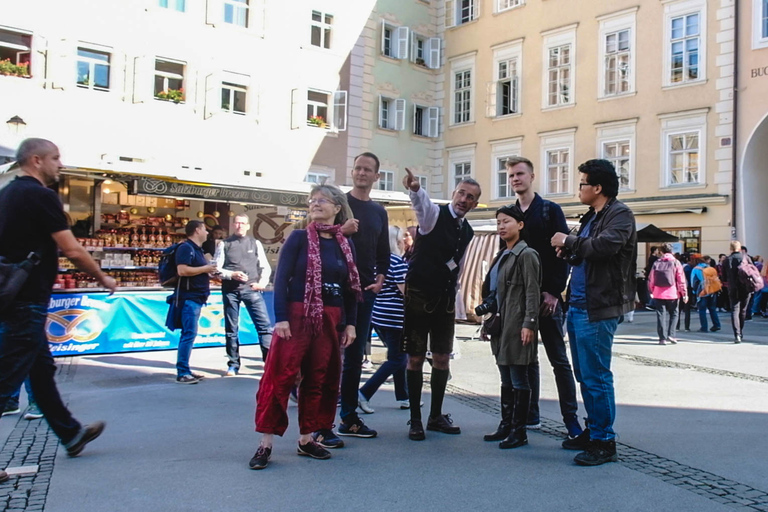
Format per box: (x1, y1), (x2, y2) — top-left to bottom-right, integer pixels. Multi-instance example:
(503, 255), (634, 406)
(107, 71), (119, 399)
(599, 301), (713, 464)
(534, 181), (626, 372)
(249, 184), (362, 470)
(480, 205), (541, 449)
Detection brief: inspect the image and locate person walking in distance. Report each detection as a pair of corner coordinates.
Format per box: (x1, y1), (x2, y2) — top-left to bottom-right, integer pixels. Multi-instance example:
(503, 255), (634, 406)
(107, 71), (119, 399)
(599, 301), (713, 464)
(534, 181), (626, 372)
(173, 220), (217, 384)
(215, 214), (273, 373)
(401, 168), (480, 441)
(551, 159), (637, 466)
(722, 241), (754, 343)
(648, 243), (688, 345)
(506, 156), (583, 439)
(690, 255), (721, 332)
(0, 139), (113, 482)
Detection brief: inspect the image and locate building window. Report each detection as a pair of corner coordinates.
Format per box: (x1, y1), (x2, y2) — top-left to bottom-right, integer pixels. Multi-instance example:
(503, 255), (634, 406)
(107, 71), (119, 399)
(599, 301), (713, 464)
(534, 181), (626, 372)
(604, 30), (630, 96)
(221, 82), (247, 114)
(311, 11), (333, 49)
(379, 170), (394, 191)
(547, 45), (571, 107)
(307, 90), (329, 126)
(379, 96), (406, 131)
(224, 0), (248, 27)
(545, 149), (570, 195)
(381, 22), (408, 59)
(413, 105), (439, 137)
(454, 70), (471, 124)
(457, 0), (478, 25)
(412, 33), (426, 65)
(764, 0), (768, 37)
(305, 172), (329, 184)
(670, 13), (700, 83)
(668, 132), (699, 184)
(77, 48), (110, 91)
(418, 175), (428, 190)
(154, 59), (184, 102)
(602, 140), (631, 190)
(497, 59), (519, 116)
(496, 157), (512, 199)
(497, 0), (523, 13)
(159, 0), (185, 11)
(454, 162), (471, 187)
(0, 28), (32, 77)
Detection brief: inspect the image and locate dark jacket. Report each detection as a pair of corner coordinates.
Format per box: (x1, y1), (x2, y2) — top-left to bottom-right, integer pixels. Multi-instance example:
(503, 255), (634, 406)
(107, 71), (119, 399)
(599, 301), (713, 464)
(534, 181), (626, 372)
(564, 198), (637, 321)
(723, 251), (748, 298)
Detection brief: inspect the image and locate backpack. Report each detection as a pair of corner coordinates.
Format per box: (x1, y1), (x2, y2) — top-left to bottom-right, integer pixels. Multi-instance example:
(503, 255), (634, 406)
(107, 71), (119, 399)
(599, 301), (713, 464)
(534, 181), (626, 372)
(652, 259), (677, 288)
(699, 266), (722, 297)
(158, 243), (182, 287)
(0, 252), (41, 312)
(738, 257), (764, 293)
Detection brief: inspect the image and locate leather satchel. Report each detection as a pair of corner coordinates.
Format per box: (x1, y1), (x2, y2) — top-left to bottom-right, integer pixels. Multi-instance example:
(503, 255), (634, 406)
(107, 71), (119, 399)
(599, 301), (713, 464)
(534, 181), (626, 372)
(482, 313), (501, 338)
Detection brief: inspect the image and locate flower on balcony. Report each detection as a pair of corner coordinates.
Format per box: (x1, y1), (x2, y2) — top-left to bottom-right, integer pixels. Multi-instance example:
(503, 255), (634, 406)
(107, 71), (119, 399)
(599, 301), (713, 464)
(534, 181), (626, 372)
(0, 59), (30, 78)
(156, 88), (185, 103)
(308, 115), (327, 128)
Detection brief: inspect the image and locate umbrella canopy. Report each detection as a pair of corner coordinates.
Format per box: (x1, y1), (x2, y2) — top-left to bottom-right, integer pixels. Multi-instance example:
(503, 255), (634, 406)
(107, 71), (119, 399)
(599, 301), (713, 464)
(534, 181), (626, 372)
(637, 223), (679, 243)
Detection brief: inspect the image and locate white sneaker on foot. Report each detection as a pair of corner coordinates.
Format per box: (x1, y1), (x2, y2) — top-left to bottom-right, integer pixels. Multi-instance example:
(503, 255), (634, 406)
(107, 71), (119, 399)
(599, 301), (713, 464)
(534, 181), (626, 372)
(358, 391), (375, 414)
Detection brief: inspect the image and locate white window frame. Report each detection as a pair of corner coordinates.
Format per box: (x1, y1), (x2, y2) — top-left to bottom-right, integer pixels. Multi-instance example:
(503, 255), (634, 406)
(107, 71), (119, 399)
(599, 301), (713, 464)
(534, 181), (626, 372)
(154, 58), (185, 102)
(663, 0), (707, 88)
(447, 145), (476, 189)
(450, 54), (475, 126)
(223, 0), (249, 27)
(221, 81), (247, 115)
(541, 26), (576, 110)
(158, 0), (186, 12)
(413, 104), (440, 138)
(490, 137), (522, 200)
(488, 40), (523, 118)
(417, 175), (428, 190)
(378, 170), (395, 191)
(539, 128), (575, 197)
(753, 0), (768, 49)
(306, 88), (348, 131)
(306, 171), (329, 184)
(596, 119), (637, 192)
(496, 0), (523, 14)
(379, 96), (406, 131)
(411, 32), (427, 65)
(659, 109), (708, 188)
(76, 47), (111, 92)
(598, 9), (637, 99)
(311, 10), (333, 49)
(380, 21), (408, 59)
(450, 0), (479, 26)
(0, 27), (32, 72)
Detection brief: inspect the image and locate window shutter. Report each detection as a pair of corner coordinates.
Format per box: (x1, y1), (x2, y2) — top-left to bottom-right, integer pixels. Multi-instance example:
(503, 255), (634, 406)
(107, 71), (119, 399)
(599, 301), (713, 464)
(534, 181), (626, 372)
(485, 81), (497, 117)
(410, 34), (417, 63)
(184, 65), (198, 112)
(290, 88), (304, 129)
(30, 34), (47, 81)
(395, 99), (406, 131)
(203, 73), (220, 119)
(109, 51), (125, 99)
(378, 94), (385, 128)
(427, 38), (441, 69)
(427, 107), (440, 138)
(473, 0), (480, 20)
(511, 75), (519, 113)
(380, 20), (387, 54)
(333, 90), (347, 131)
(412, 105), (418, 134)
(132, 55), (153, 103)
(396, 26), (409, 60)
(445, 0), (455, 27)
(49, 39), (74, 90)
(253, 0), (266, 38)
(247, 82), (260, 121)
(206, 0), (221, 26)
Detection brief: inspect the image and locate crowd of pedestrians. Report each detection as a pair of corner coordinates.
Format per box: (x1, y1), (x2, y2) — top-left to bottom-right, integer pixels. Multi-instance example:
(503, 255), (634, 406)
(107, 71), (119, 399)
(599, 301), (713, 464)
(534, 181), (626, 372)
(0, 139), (764, 480)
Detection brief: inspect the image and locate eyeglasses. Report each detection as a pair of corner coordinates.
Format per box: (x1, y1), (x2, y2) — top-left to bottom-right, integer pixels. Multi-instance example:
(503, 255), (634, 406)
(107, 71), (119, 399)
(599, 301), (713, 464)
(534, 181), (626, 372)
(578, 183), (594, 189)
(308, 197), (335, 206)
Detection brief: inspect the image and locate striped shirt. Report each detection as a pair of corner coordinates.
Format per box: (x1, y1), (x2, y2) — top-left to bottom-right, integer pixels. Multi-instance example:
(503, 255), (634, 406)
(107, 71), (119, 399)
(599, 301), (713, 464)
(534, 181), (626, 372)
(371, 254), (408, 329)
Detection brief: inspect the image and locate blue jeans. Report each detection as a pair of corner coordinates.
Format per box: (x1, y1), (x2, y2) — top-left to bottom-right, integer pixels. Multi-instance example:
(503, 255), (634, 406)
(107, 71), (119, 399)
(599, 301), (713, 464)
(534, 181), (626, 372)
(177, 300), (203, 377)
(0, 303), (81, 443)
(223, 289), (273, 368)
(360, 326), (408, 402)
(340, 290), (376, 422)
(697, 295), (720, 330)
(7, 378), (34, 408)
(498, 364), (530, 390)
(566, 307), (618, 442)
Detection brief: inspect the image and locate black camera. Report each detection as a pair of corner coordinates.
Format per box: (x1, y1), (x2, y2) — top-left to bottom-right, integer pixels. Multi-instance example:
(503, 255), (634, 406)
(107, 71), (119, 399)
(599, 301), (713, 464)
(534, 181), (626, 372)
(560, 248), (583, 266)
(322, 283), (342, 298)
(475, 294), (497, 316)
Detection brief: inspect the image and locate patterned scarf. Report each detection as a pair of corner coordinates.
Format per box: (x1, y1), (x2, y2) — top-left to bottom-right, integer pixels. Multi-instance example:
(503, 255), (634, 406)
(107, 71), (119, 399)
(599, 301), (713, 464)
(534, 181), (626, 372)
(303, 222), (363, 336)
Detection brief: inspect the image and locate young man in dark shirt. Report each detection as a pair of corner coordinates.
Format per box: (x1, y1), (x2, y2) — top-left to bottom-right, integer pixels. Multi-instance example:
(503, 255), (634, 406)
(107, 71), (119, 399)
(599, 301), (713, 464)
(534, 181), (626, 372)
(0, 139), (116, 481)
(174, 220), (216, 384)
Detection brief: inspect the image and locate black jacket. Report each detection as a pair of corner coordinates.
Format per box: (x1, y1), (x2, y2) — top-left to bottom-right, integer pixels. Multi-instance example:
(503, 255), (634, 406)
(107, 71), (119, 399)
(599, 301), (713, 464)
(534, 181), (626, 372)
(564, 198), (637, 321)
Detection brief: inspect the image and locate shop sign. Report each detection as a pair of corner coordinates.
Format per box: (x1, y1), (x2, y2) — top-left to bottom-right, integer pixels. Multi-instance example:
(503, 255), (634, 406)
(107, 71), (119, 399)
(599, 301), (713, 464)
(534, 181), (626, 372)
(751, 66), (768, 78)
(132, 178), (306, 206)
(46, 291), (273, 357)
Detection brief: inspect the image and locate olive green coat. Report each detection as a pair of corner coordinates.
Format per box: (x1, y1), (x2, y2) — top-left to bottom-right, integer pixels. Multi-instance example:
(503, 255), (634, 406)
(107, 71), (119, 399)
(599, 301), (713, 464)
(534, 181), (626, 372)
(490, 241), (541, 366)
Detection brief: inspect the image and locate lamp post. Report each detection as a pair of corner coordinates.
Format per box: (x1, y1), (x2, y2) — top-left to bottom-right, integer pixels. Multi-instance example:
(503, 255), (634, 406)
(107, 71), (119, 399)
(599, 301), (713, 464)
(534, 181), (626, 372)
(6, 115), (27, 136)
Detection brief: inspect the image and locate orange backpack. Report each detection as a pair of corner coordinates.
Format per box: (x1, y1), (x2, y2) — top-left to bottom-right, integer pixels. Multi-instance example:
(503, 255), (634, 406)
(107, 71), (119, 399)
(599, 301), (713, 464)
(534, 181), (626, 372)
(699, 266), (722, 297)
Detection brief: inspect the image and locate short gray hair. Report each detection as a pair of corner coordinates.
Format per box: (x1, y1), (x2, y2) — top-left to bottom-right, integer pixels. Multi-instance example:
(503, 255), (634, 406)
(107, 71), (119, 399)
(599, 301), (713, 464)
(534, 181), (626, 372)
(16, 138), (56, 167)
(233, 213), (249, 223)
(455, 178), (482, 200)
(309, 184), (353, 225)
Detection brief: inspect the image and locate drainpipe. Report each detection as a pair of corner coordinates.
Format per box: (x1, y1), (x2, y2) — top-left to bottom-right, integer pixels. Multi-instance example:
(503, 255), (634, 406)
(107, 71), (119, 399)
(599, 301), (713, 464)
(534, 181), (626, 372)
(731, 0), (739, 240)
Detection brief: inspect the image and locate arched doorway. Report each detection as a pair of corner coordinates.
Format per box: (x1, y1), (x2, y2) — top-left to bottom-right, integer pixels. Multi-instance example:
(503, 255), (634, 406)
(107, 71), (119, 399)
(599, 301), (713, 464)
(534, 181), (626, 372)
(741, 113), (768, 257)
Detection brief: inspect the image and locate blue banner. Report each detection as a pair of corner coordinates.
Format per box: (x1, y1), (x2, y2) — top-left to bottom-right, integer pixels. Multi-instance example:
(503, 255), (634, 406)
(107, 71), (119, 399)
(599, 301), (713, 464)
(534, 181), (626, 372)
(46, 290), (274, 357)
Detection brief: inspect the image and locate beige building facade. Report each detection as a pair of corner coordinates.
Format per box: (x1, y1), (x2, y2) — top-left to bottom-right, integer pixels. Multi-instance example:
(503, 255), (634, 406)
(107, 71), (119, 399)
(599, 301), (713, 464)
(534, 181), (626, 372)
(441, 0), (736, 260)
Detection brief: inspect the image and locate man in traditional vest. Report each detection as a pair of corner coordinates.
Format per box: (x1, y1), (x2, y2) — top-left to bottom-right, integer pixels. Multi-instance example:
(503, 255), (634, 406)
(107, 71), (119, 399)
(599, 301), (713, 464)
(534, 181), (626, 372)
(401, 168), (480, 441)
(215, 214), (273, 374)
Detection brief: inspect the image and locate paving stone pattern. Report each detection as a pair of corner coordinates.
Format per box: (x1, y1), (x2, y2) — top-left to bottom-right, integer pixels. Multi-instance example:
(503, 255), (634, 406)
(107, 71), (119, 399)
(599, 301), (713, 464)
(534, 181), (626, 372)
(614, 352), (768, 385)
(446, 382), (768, 511)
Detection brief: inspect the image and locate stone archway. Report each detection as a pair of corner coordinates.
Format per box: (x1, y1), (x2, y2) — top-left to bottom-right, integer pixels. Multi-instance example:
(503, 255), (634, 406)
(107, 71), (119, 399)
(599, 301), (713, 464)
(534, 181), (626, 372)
(741, 113), (768, 257)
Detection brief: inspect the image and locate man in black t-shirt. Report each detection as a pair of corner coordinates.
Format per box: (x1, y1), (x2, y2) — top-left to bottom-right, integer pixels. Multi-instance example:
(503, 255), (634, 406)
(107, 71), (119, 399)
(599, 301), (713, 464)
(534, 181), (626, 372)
(174, 220), (216, 384)
(0, 139), (117, 480)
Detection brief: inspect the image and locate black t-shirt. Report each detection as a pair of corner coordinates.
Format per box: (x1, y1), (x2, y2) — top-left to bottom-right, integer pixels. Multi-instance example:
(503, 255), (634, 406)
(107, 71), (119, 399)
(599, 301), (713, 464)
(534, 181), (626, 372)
(0, 176), (69, 304)
(175, 239), (211, 303)
(346, 192), (390, 287)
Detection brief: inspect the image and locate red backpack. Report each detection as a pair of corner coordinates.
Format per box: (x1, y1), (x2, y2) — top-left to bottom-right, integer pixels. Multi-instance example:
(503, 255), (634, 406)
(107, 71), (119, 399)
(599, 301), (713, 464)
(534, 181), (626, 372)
(738, 257), (764, 293)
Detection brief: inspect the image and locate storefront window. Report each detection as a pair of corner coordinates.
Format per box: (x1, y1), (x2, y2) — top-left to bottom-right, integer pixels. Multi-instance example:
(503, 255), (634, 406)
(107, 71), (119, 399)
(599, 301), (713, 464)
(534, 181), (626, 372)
(665, 228), (701, 254)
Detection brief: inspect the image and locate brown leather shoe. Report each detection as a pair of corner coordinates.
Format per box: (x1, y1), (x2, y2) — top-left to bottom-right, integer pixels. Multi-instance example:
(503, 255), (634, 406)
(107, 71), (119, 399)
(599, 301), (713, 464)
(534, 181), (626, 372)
(408, 419), (425, 441)
(426, 414), (461, 434)
(0, 470), (8, 483)
(66, 421), (106, 457)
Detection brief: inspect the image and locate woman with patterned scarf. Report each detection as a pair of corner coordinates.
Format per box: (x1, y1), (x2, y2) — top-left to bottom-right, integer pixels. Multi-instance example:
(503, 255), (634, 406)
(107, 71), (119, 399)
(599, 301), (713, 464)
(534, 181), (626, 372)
(249, 184), (361, 470)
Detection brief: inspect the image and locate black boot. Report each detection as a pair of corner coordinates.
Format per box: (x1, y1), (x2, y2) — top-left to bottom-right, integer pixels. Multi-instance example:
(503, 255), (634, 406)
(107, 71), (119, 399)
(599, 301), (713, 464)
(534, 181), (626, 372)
(500, 389), (530, 449)
(484, 387), (513, 441)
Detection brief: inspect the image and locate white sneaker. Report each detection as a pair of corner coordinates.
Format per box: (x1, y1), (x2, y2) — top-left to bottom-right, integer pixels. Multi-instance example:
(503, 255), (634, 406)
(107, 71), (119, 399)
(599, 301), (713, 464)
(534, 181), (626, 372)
(358, 391), (375, 414)
(397, 400), (424, 410)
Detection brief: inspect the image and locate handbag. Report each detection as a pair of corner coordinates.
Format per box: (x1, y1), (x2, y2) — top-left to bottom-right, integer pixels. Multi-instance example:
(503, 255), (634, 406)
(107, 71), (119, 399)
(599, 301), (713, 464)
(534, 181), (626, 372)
(0, 252), (41, 312)
(480, 249), (526, 339)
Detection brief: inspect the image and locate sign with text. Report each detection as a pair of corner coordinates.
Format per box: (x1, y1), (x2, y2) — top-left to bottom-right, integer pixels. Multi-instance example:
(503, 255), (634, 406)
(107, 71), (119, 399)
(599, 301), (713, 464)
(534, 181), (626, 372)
(132, 178), (306, 207)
